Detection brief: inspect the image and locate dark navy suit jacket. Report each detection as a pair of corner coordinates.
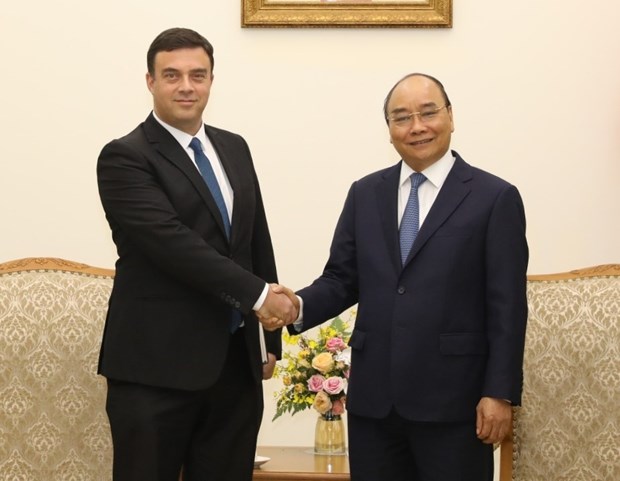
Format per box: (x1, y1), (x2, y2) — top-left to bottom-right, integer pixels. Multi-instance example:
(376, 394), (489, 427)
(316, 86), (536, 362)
(296, 151), (528, 423)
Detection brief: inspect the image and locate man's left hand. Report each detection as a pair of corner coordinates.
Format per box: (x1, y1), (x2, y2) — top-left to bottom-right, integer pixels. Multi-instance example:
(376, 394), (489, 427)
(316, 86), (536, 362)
(475, 397), (512, 444)
(262, 353), (277, 380)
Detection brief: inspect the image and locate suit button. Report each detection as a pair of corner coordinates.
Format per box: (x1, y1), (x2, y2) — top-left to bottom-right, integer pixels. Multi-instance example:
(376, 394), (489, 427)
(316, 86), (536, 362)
(397, 286), (406, 294)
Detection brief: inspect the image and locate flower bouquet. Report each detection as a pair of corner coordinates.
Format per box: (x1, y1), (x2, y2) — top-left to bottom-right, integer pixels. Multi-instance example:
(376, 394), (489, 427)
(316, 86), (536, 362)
(272, 315), (352, 421)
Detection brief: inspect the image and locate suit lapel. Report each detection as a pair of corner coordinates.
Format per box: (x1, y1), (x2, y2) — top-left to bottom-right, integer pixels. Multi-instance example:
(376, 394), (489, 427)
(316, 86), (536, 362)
(375, 163), (403, 275)
(142, 115), (230, 241)
(404, 153), (472, 266)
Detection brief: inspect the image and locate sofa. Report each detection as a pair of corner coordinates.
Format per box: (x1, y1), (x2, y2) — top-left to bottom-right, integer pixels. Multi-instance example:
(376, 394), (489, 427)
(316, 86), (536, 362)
(499, 264), (619, 481)
(0, 258), (113, 480)
(1, 258), (618, 480)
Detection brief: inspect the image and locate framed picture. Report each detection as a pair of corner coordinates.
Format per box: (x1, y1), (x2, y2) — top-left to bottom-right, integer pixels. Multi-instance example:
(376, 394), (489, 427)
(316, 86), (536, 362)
(242, 0), (452, 28)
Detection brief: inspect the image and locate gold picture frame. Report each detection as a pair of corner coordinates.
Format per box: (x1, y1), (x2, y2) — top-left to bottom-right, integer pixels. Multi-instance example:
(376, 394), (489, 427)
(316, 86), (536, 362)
(242, 0), (452, 28)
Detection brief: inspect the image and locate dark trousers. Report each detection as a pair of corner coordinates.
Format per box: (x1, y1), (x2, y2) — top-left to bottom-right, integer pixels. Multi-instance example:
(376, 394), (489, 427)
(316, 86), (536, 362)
(105, 328), (262, 481)
(348, 409), (493, 481)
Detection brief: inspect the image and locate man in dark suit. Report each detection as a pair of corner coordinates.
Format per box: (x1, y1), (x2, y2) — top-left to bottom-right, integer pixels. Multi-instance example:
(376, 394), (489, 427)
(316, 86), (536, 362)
(97, 28), (298, 481)
(281, 73), (528, 481)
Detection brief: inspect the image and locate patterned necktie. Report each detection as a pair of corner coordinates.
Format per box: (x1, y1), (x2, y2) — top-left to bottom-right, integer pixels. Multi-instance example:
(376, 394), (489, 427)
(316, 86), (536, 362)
(399, 172), (427, 265)
(189, 137), (231, 239)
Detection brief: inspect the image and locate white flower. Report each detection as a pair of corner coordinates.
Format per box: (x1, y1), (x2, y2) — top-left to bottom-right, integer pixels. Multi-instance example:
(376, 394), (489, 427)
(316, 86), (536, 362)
(335, 347), (351, 365)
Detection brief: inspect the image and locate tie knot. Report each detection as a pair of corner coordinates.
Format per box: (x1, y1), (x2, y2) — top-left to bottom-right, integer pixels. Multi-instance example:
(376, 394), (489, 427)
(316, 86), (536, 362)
(410, 172), (426, 190)
(189, 137), (202, 153)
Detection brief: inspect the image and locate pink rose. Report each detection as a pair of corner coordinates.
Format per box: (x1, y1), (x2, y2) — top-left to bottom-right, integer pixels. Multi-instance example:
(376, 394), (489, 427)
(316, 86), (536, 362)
(322, 376), (345, 395)
(332, 398), (346, 416)
(326, 337), (347, 352)
(307, 374), (326, 393)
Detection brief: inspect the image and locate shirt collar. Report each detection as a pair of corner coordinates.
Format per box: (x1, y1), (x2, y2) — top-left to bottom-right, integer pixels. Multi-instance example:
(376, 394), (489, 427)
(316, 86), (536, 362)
(399, 150), (456, 190)
(152, 111), (208, 150)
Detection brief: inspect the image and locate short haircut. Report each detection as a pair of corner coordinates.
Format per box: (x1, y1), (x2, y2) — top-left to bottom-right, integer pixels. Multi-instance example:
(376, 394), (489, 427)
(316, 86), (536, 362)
(147, 27), (214, 76)
(383, 73), (452, 124)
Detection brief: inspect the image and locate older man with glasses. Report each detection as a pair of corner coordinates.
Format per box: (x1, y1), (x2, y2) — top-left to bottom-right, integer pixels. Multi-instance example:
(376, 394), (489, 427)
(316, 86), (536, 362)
(278, 73), (529, 481)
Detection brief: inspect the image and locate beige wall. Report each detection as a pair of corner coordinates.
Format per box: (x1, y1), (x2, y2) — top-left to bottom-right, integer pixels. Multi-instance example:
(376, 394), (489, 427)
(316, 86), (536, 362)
(1, 0), (619, 459)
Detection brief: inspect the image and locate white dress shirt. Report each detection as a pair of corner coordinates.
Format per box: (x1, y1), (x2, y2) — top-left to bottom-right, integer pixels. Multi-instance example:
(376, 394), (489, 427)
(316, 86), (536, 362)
(153, 113), (234, 220)
(398, 150), (456, 228)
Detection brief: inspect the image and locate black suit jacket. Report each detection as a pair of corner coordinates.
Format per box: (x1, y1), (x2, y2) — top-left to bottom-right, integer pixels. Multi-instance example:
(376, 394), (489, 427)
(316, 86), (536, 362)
(296, 152), (528, 422)
(97, 113), (280, 390)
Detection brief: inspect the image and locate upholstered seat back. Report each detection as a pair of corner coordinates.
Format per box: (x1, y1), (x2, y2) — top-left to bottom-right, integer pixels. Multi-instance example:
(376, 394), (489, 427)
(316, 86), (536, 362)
(501, 265), (620, 481)
(0, 258), (113, 481)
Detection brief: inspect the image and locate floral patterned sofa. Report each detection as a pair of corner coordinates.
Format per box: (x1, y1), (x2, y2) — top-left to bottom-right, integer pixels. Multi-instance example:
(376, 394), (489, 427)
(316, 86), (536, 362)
(1, 258), (618, 481)
(499, 264), (620, 481)
(0, 258), (113, 481)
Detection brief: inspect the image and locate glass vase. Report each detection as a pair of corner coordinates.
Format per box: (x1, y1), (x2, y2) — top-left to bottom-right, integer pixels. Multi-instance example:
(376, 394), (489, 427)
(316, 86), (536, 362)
(314, 411), (346, 455)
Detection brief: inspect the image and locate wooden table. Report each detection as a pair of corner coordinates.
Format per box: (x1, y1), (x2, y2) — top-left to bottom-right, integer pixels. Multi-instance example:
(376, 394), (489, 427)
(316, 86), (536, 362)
(254, 446), (350, 481)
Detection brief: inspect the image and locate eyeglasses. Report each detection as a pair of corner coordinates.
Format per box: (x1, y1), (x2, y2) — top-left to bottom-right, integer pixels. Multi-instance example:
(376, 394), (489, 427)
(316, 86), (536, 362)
(387, 105), (448, 127)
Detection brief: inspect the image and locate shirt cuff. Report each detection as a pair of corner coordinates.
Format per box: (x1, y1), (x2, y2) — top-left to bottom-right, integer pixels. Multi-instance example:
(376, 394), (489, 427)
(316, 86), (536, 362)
(292, 296), (304, 332)
(252, 283), (269, 311)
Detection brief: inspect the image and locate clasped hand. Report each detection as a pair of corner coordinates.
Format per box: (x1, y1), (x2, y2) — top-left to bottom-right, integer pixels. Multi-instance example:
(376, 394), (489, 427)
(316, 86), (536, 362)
(256, 283), (299, 331)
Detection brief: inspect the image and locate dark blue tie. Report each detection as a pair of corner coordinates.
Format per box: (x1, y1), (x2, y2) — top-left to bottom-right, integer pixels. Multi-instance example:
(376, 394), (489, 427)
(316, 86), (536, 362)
(400, 172), (427, 265)
(189, 137), (231, 239)
(189, 137), (241, 332)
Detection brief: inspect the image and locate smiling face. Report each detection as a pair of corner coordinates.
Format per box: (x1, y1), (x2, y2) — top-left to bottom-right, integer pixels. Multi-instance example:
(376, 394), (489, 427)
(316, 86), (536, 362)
(386, 75), (454, 172)
(146, 47), (213, 135)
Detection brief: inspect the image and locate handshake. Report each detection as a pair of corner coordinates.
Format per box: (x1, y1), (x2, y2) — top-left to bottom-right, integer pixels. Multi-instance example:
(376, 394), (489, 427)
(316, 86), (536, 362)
(256, 283), (300, 331)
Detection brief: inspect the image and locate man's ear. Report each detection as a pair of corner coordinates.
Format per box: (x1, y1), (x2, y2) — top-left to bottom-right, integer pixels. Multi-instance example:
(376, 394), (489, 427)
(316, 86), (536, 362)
(146, 72), (154, 93)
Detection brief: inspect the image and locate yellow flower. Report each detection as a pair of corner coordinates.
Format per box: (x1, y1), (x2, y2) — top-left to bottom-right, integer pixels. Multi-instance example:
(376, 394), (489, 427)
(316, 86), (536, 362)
(271, 315), (353, 421)
(312, 352), (335, 373)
